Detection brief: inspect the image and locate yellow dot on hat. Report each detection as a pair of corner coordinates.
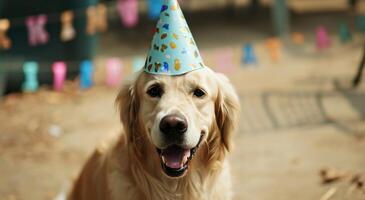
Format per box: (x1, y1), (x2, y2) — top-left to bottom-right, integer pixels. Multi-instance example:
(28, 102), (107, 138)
(174, 59), (181, 70)
(173, 33), (179, 39)
(170, 42), (177, 49)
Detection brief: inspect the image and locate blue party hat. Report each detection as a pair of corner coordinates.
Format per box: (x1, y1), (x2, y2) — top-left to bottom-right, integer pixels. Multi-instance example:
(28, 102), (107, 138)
(144, 0), (205, 75)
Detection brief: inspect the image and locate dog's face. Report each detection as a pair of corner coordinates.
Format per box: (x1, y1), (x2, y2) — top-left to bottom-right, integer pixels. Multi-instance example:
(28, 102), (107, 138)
(117, 67), (239, 178)
(141, 68), (217, 177)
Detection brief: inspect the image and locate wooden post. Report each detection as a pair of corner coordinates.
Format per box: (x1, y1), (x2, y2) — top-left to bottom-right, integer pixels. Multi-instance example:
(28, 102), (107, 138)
(271, 0), (290, 37)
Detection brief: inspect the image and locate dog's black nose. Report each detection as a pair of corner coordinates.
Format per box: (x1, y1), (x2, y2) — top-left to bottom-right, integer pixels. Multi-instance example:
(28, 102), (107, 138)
(160, 114), (188, 136)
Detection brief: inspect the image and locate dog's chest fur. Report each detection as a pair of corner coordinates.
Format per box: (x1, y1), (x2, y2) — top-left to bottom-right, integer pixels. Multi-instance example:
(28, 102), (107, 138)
(105, 142), (233, 200)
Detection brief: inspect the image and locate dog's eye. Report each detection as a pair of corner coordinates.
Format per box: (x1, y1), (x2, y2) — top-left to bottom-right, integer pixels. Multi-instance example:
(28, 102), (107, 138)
(147, 84), (163, 98)
(193, 88), (206, 98)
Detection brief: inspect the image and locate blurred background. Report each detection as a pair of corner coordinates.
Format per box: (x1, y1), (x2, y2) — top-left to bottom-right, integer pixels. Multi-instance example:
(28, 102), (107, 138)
(1, 0), (365, 199)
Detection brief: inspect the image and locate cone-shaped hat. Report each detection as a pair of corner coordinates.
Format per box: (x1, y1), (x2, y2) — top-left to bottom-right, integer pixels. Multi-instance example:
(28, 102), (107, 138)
(144, 0), (205, 75)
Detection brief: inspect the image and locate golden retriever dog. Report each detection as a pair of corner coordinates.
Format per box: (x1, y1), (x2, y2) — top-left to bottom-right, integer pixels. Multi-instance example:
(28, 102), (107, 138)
(69, 67), (240, 200)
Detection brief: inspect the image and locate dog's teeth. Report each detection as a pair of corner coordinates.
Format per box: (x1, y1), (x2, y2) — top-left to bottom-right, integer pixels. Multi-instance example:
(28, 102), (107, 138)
(182, 156), (188, 164)
(161, 156), (166, 164)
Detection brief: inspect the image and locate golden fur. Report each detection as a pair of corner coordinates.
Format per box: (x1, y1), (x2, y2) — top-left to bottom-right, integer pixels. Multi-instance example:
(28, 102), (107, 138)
(69, 68), (240, 200)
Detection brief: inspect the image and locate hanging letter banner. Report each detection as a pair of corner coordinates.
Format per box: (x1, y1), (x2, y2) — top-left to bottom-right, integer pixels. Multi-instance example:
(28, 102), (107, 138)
(0, 19), (11, 50)
(25, 15), (49, 46)
(52, 61), (67, 91)
(22, 62), (39, 92)
(60, 11), (76, 42)
(117, 0), (139, 28)
(106, 58), (123, 87)
(80, 60), (94, 89)
(87, 4), (108, 35)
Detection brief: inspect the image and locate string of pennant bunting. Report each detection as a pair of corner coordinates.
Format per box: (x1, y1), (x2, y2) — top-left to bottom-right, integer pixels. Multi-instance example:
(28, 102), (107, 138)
(16, 44), (259, 93)
(6, 19), (362, 93)
(20, 56), (146, 92)
(15, 28), (345, 94)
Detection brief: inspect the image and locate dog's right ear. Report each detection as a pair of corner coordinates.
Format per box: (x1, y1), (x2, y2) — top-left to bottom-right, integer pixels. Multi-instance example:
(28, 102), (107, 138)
(115, 76), (140, 143)
(214, 73), (240, 152)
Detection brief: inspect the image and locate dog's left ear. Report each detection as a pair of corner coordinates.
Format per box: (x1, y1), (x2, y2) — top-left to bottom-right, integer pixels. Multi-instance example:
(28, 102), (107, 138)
(115, 75), (140, 143)
(215, 73), (240, 152)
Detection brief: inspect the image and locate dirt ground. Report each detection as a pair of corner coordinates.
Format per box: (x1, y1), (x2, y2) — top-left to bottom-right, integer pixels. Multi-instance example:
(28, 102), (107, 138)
(1, 12), (365, 200)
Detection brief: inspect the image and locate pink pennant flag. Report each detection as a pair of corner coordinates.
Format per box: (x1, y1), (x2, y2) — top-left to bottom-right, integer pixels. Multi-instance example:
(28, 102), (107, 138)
(106, 58), (123, 87)
(52, 62), (67, 91)
(117, 0), (139, 28)
(26, 14), (49, 46)
(215, 48), (235, 74)
(316, 26), (331, 50)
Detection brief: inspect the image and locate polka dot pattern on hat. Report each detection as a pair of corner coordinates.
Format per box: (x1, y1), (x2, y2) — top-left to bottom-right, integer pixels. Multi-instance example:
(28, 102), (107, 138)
(144, 0), (205, 75)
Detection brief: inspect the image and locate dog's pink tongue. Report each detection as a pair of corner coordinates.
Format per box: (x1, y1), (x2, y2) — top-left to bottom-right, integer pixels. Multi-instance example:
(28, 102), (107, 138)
(162, 146), (190, 169)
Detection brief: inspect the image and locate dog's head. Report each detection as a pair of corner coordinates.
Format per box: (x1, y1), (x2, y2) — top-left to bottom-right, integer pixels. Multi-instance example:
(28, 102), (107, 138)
(116, 67), (239, 178)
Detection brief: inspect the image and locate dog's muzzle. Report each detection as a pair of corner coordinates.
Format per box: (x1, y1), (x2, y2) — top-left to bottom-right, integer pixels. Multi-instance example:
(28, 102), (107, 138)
(156, 132), (205, 178)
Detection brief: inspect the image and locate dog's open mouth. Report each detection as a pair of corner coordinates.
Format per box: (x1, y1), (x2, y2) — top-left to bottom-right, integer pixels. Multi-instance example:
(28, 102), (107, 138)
(156, 134), (204, 177)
